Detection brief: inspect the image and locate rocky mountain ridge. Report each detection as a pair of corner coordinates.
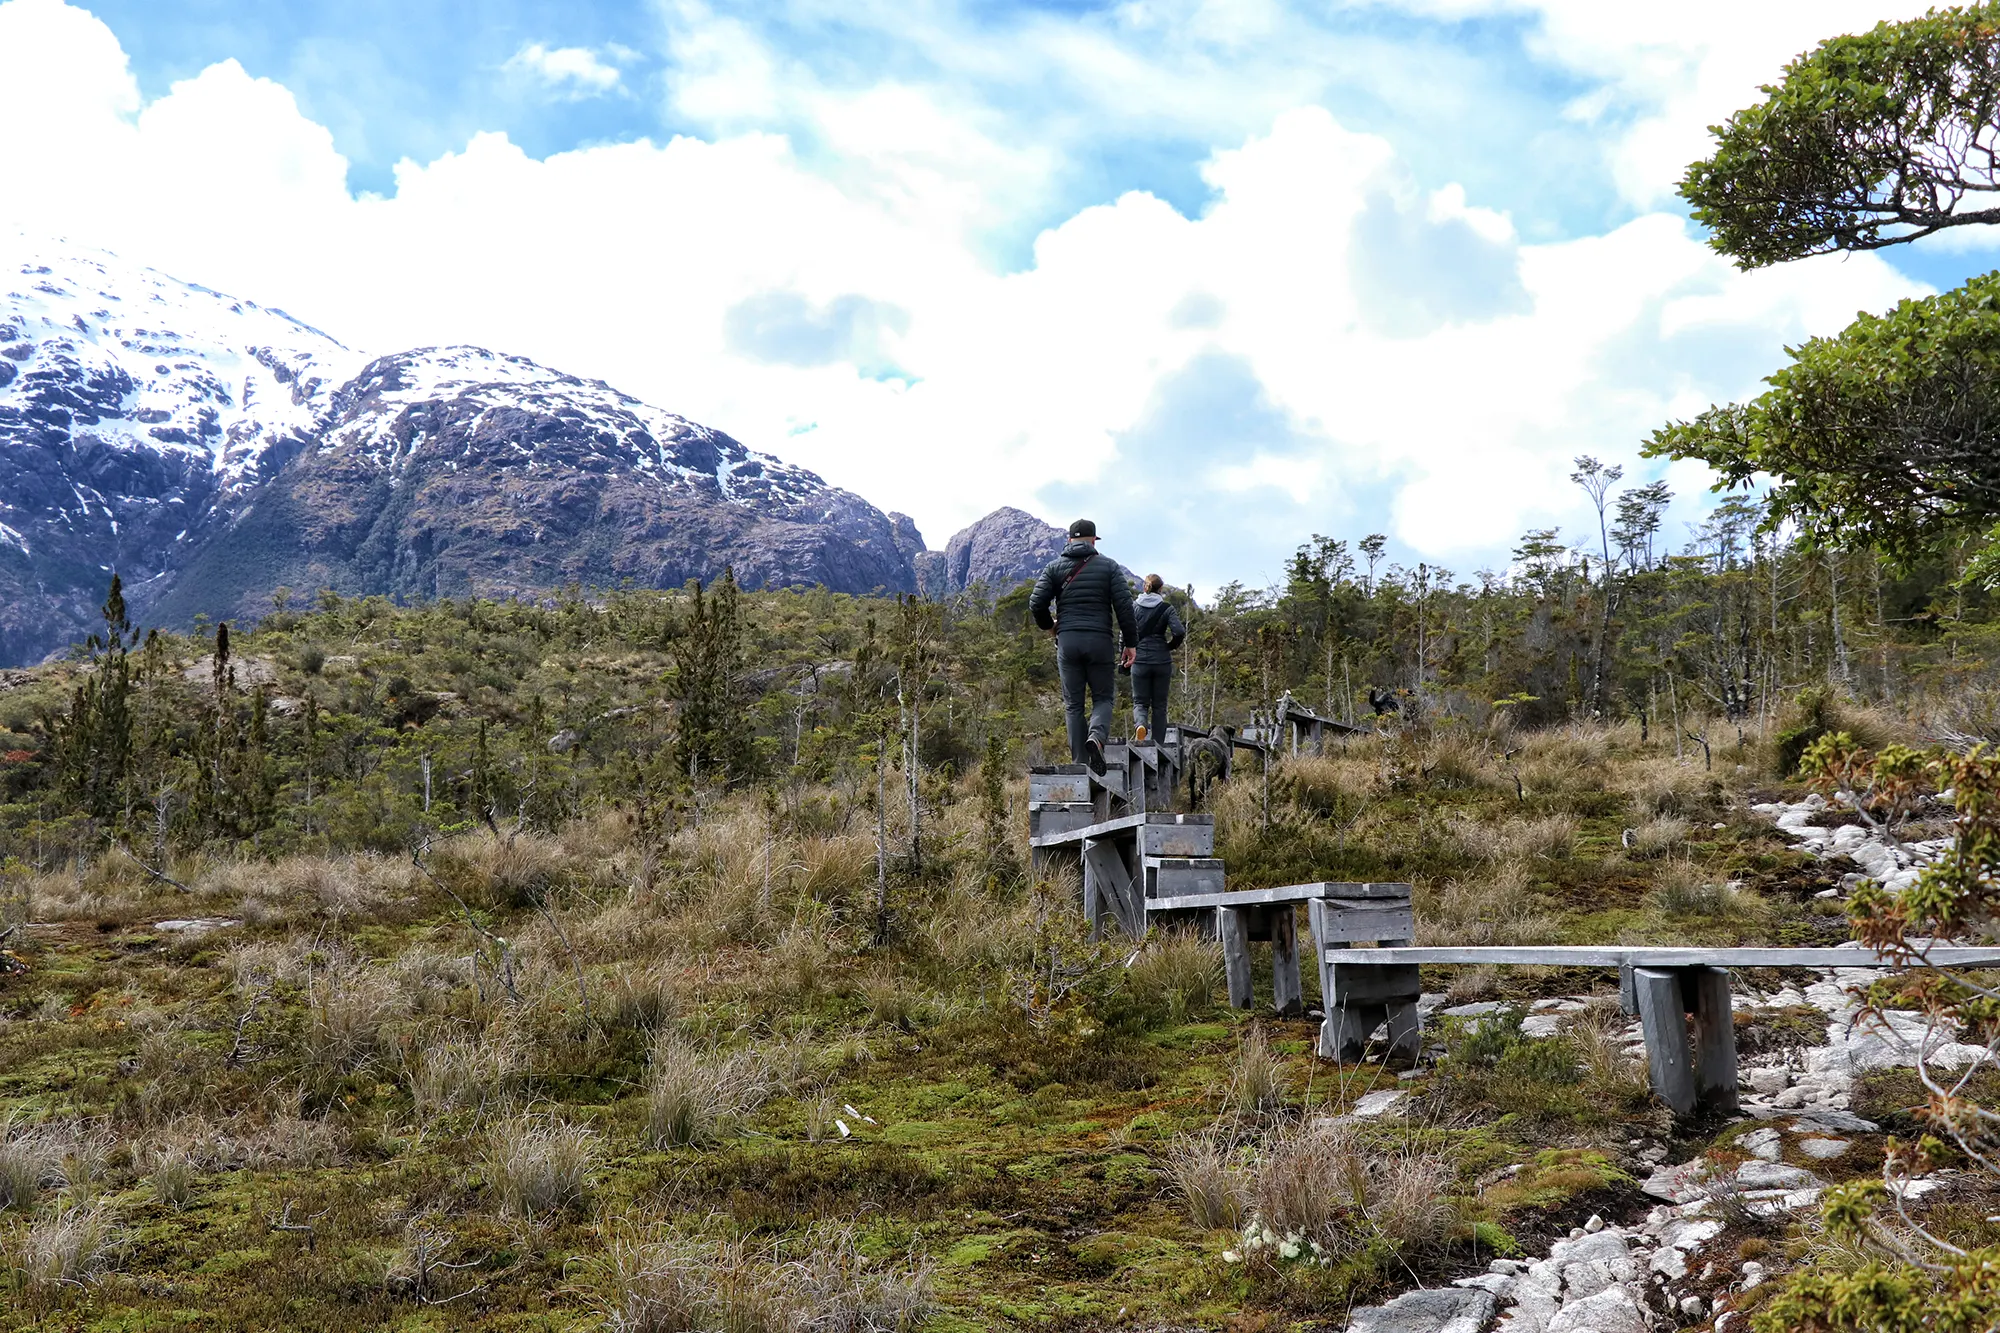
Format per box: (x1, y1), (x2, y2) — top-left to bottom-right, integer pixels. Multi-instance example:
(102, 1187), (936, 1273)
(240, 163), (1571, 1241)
(0, 241), (1072, 664)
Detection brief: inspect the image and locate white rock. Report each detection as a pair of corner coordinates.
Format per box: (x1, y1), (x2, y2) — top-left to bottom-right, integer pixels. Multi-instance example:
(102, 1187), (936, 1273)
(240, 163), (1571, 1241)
(1735, 1160), (1819, 1192)
(1489, 1259), (1527, 1276)
(1774, 1086), (1809, 1109)
(1798, 1136), (1850, 1160)
(1747, 1067), (1790, 1096)
(1442, 1000), (1511, 1018)
(1681, 1295), (1707, 1317)
(1642, 1161), (1708, 1204)
(1739, 1128), (1783, 1162)
(1350, 1090), (1408, 1119)
(1520, 1014), (1563, 1038)
(1650, 1246), (1687, 1280)
(154, 917), (241, 934)
(1583, 1214), (1605, 1234)
(1547, 1286), (1649, 1333)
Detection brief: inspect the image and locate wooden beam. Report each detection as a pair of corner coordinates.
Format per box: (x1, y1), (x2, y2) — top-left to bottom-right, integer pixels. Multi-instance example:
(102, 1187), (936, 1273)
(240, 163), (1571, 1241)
(1633, 966), (1696, 1116)
(1271, 906), (1303, 1017)
(1321, 945), (2000, 968)
(1689, 965), (1739, 1113)
(1220, 906), (1254, 1009)
(1151, 882), (1410, 911)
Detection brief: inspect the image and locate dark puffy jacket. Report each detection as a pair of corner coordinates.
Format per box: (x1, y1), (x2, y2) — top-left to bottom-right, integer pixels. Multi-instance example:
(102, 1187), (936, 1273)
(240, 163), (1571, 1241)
(1028, 540), (1138, 644)
(1132, 592), (1185, 666)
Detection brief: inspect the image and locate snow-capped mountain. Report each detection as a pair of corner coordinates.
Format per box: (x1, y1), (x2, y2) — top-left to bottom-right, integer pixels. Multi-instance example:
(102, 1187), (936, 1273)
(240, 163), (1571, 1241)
(0, 240), (928, 664)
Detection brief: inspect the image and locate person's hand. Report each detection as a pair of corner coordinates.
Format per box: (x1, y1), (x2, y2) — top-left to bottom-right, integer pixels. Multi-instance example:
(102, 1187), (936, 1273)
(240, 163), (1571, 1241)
(1120, 646), (1136, 668)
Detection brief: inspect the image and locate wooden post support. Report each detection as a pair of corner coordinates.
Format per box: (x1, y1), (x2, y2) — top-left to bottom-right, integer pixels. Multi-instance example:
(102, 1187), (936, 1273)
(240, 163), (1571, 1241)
(1632, 966), (1695, 1116)
(1689, 965), (1739, 1113)
(1219, 906), (1254, 1010)
(1619, 964), (1637, 1016)
(1270, 906), (1302, 1018)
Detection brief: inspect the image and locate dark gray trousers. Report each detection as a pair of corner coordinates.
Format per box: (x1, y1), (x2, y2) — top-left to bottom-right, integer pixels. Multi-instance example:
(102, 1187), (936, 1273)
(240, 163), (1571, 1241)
(1057, 632), (1117, 761)
(1132, 661), (1170, 736)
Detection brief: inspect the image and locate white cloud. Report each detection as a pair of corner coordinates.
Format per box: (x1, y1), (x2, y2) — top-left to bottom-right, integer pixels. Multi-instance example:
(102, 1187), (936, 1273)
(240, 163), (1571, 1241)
(1374, 1), (1939, 206)
(504, 41), (623, 98)
(0, 1), (1936, 595)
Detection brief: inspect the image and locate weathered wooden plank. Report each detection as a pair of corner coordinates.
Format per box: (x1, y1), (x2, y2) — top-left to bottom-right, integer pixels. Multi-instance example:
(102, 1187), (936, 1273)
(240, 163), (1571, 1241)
(1028, 804), (1098, 840)
(1151, 882), (1391, 911)
(1271, 907), (1303, 1018)
(1633, 967), (1695, 1116)
(1147, 858), (1227, 900)
(1322, 945), (2000, 968)
(1220, 906), (1254, 1009)
(1029, 811), (1213, 849)
(1084, 838), (1143, 940)
(1140, 822), (1215, 857)
(1313, 903), (1415, 944)
(1329, 960), (1423, 1004)
(1029, 769), (1093, 805)
(1689, 966), (1739, 1113)
(1286, 881), (1412, 901)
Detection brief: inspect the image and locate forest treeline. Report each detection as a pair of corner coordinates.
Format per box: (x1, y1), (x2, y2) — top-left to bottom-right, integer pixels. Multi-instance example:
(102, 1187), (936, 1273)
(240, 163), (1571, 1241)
(1, 471), (1993, 873)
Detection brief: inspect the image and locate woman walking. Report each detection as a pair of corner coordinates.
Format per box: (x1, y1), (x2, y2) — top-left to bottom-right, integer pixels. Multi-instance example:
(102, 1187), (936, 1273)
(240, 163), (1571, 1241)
(1130, 575), (1185, 743)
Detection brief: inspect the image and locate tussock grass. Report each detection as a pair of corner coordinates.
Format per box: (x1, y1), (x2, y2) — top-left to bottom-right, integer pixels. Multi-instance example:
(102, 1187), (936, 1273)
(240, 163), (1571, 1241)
(1627, 814), (1690, 858)
(0, 1117), (64, 1212)
(1127, 932), (1223, 1022)
(1228, 1026), (1287, 1115)
(3, 1201), (122, 1290)
(485, 1115), (600, 1219)
(1419, 865), (1560, 947)
(146, 1148), (198, 1211)
(646, 1033), (774, 1148)
(1237, 1121), (1468, 1261)
(1167, 1132), (1246, 1230)
(587, 1224), (931, 1333)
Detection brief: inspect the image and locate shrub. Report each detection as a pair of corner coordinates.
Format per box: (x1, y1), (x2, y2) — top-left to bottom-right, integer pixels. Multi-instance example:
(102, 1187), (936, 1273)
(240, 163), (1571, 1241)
(485, 1115), (599, 1219)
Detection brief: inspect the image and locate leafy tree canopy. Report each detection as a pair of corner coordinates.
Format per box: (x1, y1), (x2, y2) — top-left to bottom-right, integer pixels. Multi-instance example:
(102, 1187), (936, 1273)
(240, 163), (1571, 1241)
(1647, 272), (2000, 557)
(1683, 3), (2000, 266)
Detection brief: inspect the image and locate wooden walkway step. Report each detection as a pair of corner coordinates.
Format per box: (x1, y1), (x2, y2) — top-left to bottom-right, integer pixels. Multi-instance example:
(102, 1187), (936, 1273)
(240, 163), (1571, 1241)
(1318, 945), (2000, 968)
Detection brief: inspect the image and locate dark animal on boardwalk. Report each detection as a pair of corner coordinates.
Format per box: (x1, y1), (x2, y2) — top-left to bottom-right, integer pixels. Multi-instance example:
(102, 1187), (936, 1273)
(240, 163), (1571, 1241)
(1186, 726), (1234, 806)
(1368, 687), (1401, 716)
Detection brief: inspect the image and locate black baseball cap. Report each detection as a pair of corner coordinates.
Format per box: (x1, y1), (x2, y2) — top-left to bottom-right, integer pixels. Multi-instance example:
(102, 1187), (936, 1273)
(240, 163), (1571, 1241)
(1068, 518), (1097, 539)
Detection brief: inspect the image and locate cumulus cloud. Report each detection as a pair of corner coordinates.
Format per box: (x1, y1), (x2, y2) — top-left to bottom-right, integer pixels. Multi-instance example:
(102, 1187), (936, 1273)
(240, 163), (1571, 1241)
(0, 0), (1936, 595)
(504, 41), (623, 98)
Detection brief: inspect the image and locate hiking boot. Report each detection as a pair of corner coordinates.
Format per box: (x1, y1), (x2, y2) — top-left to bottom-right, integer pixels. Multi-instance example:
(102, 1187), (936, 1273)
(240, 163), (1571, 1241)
(1135, 726), (1149, 743)
(1085, 739), (1106, 776)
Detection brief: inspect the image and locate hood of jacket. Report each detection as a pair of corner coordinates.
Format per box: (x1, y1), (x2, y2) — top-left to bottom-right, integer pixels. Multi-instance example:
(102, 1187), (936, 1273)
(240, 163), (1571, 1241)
(1134, 592), (1166, 608)
(1061, 538), (1097, 560)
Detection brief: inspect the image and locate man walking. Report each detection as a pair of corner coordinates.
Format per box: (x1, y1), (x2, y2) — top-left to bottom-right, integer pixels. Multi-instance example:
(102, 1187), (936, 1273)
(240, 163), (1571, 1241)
(1028, 519), (1137, 774)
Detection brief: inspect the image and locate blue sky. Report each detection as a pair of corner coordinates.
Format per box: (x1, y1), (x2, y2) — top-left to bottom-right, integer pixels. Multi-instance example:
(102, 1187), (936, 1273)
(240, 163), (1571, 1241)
(2, 1), (1990, 593)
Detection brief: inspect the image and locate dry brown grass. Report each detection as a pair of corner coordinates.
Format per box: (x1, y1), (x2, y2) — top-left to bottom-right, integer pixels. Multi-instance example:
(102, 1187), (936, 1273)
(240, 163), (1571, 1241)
(586, 1224), (931, 1333)
(1616, 758), (1715, 817)
(485, 1115), (600, 1219)
(646, 1033), (774, 1148)
(2, 1201), (122, 1291)
(434, 830), (568, 908)
(1127, 932), (1223, 1022)
(1239, 1122), (1467, 1260)
(1166, 1133), (1246, 1230)
(1417, 865), (1560, 947)
(1228, 1026), (1287, 1115)
(1627, 814), (1690, 858)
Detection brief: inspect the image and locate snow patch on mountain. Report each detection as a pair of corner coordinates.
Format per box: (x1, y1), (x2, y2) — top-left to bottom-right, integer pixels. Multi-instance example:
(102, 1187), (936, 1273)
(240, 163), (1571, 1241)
(0, 235), (364, 489)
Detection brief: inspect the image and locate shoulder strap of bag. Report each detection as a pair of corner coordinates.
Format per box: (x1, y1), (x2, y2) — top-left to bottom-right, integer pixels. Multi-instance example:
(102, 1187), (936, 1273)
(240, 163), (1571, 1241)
(1060, 551), (1095, 591)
